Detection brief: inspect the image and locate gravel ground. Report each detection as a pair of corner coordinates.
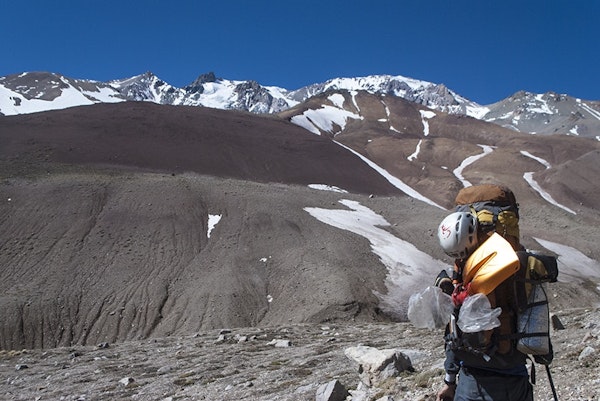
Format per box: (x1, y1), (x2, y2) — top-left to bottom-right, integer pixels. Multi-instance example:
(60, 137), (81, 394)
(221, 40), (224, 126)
(1, 307), (598, 401)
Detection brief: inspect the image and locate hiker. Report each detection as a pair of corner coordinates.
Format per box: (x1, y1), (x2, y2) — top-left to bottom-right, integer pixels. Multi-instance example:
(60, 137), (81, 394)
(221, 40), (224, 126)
(435, 184), (534, 401)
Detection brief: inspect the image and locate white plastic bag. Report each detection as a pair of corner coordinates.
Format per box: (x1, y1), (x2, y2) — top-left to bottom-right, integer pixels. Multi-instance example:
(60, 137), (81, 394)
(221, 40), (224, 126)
(457, 293), (501, 333)
(408, 286), (454, 330)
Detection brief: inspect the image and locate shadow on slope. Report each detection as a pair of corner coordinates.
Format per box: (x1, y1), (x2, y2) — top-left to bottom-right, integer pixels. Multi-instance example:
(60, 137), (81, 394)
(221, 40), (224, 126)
(0, 102), (400, 196)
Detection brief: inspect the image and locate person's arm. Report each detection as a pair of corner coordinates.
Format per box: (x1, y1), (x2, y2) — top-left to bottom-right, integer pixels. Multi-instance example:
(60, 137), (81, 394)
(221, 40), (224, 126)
(437, 332), (459, 400)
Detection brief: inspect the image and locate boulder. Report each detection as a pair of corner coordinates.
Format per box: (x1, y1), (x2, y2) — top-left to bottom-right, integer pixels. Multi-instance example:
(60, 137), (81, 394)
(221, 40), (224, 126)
(316, 379), (349, 401)
(344, 345), (413, 386)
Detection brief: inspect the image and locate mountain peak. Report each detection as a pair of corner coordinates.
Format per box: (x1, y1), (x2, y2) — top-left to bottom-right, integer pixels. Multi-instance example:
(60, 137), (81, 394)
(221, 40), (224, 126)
(2, 70), (599, 138)
(185, 72), (219, 94)
(190, 72), (218, 85)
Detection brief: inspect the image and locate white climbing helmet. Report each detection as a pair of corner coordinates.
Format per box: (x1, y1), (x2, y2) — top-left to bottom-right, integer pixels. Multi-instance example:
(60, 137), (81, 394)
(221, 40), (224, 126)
(438, 211), (478, 259)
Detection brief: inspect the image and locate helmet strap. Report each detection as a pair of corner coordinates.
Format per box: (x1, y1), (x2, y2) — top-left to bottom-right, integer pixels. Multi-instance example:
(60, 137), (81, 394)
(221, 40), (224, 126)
(453, 259), (466, 284)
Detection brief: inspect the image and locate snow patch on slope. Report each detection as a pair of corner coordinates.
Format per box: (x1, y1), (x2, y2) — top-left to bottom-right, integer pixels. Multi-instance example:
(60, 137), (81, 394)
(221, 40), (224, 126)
(578, 101), (600, 121)
(207, 214), (222, 238)
(520, 151), (576, 214)
(290, 115), (321, 135)
(379, 99), (401, 133)
(305, 199), (448, 317)
(328, 93), (345, 108)
(308, 184), (348, 193)
(350, 90), (360, 112)
(0, 81), (122, 115)
(419, 110), (436, 136)
(322, 75), (428, 93)
(334, 141), (445, 209)
(290, 100), (363, 135)
(534, 238), (600, 284)
(466, 105), (490, 119)
(407, 140), (423, 162)
(453, 145), (494, 187)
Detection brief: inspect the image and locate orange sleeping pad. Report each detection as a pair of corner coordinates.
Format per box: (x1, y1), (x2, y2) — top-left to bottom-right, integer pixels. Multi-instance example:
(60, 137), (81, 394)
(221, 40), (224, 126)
(462, 233), (520, 295)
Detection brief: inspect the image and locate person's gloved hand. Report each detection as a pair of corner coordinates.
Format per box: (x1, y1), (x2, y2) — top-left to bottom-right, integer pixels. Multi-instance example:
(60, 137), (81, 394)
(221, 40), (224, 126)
(434, 270), (454, 295)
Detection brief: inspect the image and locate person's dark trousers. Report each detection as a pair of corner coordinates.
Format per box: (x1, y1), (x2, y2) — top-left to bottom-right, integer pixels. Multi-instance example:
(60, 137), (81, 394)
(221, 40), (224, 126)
(454, 367), (533, 401)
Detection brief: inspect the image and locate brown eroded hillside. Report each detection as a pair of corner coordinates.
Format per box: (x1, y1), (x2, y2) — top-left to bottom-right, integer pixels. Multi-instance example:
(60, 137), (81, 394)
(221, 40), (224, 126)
(1, 101), (599, 351)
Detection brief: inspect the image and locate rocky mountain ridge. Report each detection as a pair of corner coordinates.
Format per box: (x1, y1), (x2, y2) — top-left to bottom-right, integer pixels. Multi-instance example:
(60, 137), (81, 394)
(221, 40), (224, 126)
(483, 90), (600, 138)
(1, 71), (598, 138)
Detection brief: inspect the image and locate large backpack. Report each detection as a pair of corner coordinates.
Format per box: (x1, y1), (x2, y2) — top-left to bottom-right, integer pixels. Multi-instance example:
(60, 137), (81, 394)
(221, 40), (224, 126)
(446, 184), (558, 366)
(454, 184), (522, 251)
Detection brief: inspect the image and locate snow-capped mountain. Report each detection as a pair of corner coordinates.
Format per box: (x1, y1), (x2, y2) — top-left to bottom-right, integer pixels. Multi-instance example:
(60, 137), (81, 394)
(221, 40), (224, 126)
(0, 71), (298, 116)
(0, 71), (487, 120)
(0, 71), (124, 115)
(1, 71), (598, 138)
(482, 90), (600, 137)
(109, 71), (297, 113)
(288, 75), (487, 118)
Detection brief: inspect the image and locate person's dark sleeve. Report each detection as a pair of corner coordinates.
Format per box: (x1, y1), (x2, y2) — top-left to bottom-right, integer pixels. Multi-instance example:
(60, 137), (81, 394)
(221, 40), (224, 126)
(442, 323), (460, 383)
(444, 346), (460, 383)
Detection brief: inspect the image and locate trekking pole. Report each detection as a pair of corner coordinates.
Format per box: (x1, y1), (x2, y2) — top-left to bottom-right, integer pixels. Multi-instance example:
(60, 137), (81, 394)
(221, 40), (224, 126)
(546, 365), (559, 401)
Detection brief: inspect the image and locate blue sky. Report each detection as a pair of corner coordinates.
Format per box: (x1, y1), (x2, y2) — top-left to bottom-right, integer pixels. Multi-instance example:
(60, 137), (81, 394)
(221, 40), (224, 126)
(2, 0), (598, 104)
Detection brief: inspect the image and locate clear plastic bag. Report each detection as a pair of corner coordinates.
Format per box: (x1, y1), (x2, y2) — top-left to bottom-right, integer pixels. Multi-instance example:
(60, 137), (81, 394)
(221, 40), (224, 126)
(457, 293), (501, 333)
(408, 286), (454, 330)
